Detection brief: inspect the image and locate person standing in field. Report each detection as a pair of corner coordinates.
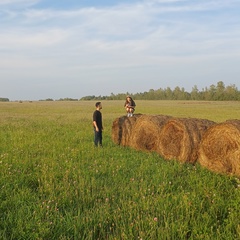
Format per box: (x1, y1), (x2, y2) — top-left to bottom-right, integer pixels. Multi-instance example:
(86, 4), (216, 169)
(93, 102), (103, 147)
(124, 96), (136, 117)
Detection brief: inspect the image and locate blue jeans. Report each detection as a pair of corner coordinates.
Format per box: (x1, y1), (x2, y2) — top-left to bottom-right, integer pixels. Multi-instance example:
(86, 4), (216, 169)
(94, 128), (102, 147)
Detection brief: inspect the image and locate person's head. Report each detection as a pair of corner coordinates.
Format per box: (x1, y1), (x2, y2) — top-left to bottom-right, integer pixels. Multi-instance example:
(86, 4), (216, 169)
(95, 102), (102, 109)
(126, 95), (132, 102)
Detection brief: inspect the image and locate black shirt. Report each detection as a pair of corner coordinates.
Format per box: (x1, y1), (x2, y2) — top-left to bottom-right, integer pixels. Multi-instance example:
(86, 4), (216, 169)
(93, 110), (102, 130)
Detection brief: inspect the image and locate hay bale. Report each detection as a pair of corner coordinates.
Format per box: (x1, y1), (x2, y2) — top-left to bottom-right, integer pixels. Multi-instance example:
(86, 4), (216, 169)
(157, 118), (216, 163)
(198, 120), (240, 176)
(111, 114), (141, 146)
(129, 115), (172, 151)
(112, 116), (125, 145)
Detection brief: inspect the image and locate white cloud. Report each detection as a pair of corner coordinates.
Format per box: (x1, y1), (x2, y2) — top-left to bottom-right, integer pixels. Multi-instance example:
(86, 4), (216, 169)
(0, 0), (240, 100)
(0, 0), (39, 7)
(0, 29), (68, 50)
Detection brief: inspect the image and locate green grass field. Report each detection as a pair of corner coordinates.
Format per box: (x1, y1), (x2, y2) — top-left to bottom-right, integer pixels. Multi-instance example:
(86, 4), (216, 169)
(0, 100), (240, 239)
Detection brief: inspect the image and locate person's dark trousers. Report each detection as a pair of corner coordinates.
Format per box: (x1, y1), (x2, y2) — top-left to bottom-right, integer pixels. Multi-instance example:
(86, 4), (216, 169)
(94, 128), (102, 147)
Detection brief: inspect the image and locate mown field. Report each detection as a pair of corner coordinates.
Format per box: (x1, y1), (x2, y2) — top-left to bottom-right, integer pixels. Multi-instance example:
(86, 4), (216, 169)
(0, 100), (240, 240)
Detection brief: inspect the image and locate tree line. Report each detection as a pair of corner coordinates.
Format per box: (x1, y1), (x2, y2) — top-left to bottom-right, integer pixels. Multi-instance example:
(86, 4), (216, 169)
(0, 98), (9, 102)
(80, 81), (240, 101)
(1, 81), (239, 102)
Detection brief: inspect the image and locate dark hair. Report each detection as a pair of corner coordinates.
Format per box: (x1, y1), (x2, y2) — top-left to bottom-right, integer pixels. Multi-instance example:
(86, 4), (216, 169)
(95, 102), (101, 107)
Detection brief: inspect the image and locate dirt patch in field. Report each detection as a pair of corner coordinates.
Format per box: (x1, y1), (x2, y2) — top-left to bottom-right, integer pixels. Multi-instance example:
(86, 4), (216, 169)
(180, 101), (213, 105)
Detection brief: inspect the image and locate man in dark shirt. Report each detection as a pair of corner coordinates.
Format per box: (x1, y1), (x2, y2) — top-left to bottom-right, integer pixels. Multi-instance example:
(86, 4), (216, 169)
(93, 102), (103, 147)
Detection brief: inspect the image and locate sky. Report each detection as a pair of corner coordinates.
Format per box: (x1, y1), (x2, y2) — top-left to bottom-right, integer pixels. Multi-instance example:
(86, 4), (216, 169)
(1, 0), (240, 101)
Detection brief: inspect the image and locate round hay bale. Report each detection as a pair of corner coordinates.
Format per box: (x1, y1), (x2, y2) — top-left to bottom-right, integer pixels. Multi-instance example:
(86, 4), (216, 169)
(157, 118), (216, 163)
(129, 115), (172, 151)
(111, 114), (141, 146)
(198, 120), (240, 177)
(112, 116), (125, 145)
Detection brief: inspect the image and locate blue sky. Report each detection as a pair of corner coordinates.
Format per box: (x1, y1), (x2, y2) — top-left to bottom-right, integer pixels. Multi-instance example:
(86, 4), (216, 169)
(1, 0), (240, 100)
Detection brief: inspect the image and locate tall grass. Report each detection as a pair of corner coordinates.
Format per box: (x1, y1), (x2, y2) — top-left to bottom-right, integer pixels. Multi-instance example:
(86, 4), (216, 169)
(0, 101), (239, 239)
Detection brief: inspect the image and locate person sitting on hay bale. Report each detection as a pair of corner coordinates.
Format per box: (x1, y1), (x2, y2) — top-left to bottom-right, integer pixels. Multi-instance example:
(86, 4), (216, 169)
(124, 95), (136, 117)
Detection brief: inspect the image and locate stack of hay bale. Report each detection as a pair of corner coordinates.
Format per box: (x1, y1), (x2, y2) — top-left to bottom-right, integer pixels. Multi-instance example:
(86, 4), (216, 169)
(198, 119), (240, 177)
(112, 115), (240, 177)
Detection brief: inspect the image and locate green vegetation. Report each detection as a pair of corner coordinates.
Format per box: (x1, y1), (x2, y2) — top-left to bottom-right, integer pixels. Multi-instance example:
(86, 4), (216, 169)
(80, 81), (240, 101)
(0, 98), (9, 102)
(0, 101), (239, 239)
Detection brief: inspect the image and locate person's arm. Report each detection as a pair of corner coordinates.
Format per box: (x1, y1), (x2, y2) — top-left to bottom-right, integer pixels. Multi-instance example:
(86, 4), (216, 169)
(93, 120), (99, 132)
(93, 111), (99, 132)
(127, 101), (135, 108)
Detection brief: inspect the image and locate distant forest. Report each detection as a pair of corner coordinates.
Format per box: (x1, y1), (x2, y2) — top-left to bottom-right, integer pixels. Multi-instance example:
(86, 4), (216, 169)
(1, 81), (240, 102)
(0, 98), (9, 102)
(80, 81), (240, 101)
